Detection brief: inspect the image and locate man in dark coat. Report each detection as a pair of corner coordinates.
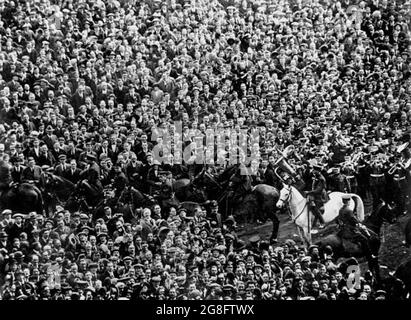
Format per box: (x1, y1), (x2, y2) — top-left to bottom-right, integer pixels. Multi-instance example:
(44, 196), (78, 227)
(258, 157), (277, 187)
(37, 144), (56, 167)
(337, 195), (374, 259)
(306, 166), (327, 230)
(112, 165), (128, 198)
(64, 159), (82, 184)
(22, 157), (43, 184)
(41, 125), (58, 150)
(54, 154), (69, 177)
(10, 157), (25, 184)
(125, 154), (144, 189)
(5, 213), (25, 241)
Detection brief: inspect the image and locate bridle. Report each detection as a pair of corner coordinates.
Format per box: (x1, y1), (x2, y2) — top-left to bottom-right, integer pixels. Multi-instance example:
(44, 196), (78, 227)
(278, 185), (308, 222)
(277, 185), (292, 207)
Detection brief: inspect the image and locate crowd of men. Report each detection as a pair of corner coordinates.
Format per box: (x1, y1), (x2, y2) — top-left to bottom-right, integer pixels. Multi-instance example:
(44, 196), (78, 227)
(0, 0), (411, 300)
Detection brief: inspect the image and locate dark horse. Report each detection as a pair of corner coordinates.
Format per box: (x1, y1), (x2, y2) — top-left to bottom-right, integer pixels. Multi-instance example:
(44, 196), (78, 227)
(233, 184), (281, 242)
(54, 179), (105, 213)
(187, 166), (282, 241)
(0, 183), (44, 214)
(172, 178), (208, 203)
(315, 201), (398, 283)
(391, 258), (411, 300)
(43, 174), (76, 214)
(191, 169), (224, 200)
(93, 186), (158, 222)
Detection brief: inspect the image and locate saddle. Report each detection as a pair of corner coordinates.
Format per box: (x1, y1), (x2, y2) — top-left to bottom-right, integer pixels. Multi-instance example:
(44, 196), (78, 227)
(341, 237), (363, 253)
(338, 225), (373, 250)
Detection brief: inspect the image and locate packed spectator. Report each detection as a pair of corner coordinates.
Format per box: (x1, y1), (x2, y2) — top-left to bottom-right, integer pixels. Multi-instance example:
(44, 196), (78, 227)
(0, 0), (411, 300)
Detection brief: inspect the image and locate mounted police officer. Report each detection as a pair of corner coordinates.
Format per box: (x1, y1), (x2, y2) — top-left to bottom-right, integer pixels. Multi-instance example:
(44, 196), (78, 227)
(226, 156), (252, 218)
(337, 194), (375, 259)
(78, 154), (103, 199)
(306, 163), (327, 231)
(157, 170), (178, 210)
(112, 164), (128, 198)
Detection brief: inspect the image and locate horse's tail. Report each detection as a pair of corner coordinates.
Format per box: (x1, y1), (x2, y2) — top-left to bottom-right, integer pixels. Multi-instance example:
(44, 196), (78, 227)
(349, 193), (365, 222)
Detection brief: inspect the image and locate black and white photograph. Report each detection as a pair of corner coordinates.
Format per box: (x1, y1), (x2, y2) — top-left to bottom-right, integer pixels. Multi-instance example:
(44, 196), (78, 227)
(0, 0), (411, 307)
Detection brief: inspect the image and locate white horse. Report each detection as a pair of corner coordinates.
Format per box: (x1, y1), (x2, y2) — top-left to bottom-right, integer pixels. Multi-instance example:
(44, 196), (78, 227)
(276, 183), (364, 244)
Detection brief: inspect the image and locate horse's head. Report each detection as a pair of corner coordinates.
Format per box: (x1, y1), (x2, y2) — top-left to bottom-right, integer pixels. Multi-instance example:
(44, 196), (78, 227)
(200, 171), (222, 191)
(191, 170), (204, 186)
(43, 173), (55, 189)
(378, 201), (398, 224)
(276, 183), (292, 209)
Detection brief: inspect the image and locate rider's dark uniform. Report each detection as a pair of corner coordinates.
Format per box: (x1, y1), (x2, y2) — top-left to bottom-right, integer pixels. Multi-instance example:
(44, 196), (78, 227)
(337, 200), (373, 258)
(341, 165), (358, 194)
(307, 169), (327, 227)
(227, 163), (252, 218)
(388, 163), (407, 214)
(81, 165), (103, 198)
(158, 174), (175, 208)
(369, 161), (386, 209)
(327, 169), (348, 193)
(112, 168), (129, 198)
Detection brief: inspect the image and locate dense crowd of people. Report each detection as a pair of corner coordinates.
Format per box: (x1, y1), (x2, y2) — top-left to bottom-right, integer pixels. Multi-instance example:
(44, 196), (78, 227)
(0, 0), (411, 300)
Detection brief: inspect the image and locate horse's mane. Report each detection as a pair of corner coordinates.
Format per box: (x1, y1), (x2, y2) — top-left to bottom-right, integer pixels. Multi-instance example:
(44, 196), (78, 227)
(124, 186), (146, 202)
(218, 164), (237, 182)
(290, 184), (304, 199)
(52, 174), (75, 187)
(50, 174), (75, 196)
(18, 183), (37, 192)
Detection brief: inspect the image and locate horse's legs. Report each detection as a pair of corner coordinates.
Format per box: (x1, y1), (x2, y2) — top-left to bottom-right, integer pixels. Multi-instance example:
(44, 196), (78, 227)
(367, 254), (381, 287)
(296, 226), (304, 245)
(297, 225), (311, 247)
(45, 195), (57, 217)
(368, 238), (382, 286)
(374, 256), (382, 287)
(270, 213), (280, 241)
(35, 189), (45, 215)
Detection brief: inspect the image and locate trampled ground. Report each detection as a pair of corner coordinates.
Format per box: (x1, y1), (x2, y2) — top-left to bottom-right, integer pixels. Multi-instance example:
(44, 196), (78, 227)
(238, 207), (411, 274)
